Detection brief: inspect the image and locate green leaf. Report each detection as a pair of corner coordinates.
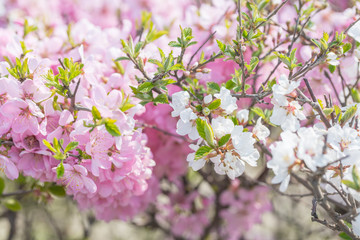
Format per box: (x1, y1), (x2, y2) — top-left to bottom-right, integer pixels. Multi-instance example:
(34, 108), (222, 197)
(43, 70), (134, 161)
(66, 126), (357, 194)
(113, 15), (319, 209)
(4, 199), (22, 212)
(323, 108), (334, 116)
(120, 102), (135, 112)
(251, 107), (266, 119)
(351, 88), (360, 103)
(339, 232), (352, 240)
(207, 82), (220, 92)
(138, 82), (154, 93)
(64, 141), (79, 153)
(317, 99), (324, 109)
(168, 41), (181, 48)
(42, 139), (56, 153)
(115, 56), (130, 61)
(204, 121), (215, 147)
(329, 64), (336, 73)
(196, 118), (206, 139)
(105, 120), (121, 137)
(343, 43), (352, 54)
(156, 79), (176, 87)
(91, 106), (102, 120)
(195, 146), (213, 160)
(218, 134), (231, 147)
(207, 99), (221, 110)
(0, 177), (4, 195)
(225, 79), (236, 90)
(216, 40), (226, 52)
(334, 105), (342, 116)
(153, 94), (169, 104)
(56, 162), (65, 178)
(48, 185), (66, 197)
(340, 105), (357, 126)
(352, 166), (360, 190)
(342, 179), (359, 191)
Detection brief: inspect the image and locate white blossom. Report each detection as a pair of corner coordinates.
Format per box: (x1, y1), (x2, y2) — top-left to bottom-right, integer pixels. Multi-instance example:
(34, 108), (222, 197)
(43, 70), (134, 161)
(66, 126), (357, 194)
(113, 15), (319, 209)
(267, 131), (298, 192)
(214, 87), (237, 114)
(326, 52), (340, 66)
(211, 117), (234, 139)
(355, 49), (360, 62)
(170, 91), (190, 117)
(297, 127), (326, 171)
(270, 100), (306, 132)
(236, 109), (249, 124)
(204, 94), (213, 104)
(211, 152), (245, 180)
(272, 74), (300, 105)
(186, 143), (206, 171)
(176, 118), (199, 140)
(348, 20), (360, 42)
(253, 118), (270, 144)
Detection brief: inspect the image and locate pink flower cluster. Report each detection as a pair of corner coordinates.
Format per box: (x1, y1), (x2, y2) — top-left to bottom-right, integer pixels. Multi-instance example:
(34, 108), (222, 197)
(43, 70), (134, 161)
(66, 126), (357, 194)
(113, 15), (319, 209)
(220, 181), (272, 240)
(0, 15), (157, 220)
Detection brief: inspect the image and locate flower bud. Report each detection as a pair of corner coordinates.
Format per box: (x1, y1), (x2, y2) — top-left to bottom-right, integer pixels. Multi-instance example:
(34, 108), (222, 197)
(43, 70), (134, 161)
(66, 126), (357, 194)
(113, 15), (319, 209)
(202, 68), (211, 74)
(202, 107), (211, 116)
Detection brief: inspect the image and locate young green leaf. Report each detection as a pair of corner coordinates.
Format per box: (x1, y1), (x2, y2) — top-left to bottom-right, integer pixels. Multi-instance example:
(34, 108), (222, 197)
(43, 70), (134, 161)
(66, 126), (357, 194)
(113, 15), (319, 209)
(207, 82), (220, 92)
(64, 141), (79, 153)
(0, 177), (4, 195)
(153, 94), (169, 104)
(204, 121), (215, 147)
(92, 106), (102, 120)
(207, 99), (221, 110)
(218, 134), (231, 147)
(195, 146), (213, 160)
(196, 118), (206, 139)
(56, 162), (65, 178)
(4, 199), (22, 212)
(105, 120), (121, 137)
(352, 166), (360, 190)
(48, 185), (66, 198)
(43, 139), (57, 153)
(138, 82), (154, 93)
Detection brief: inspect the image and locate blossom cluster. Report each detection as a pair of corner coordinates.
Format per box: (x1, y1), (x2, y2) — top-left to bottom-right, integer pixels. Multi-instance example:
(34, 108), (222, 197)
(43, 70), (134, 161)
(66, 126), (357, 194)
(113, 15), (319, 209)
(0, 17), (157, 221)
(170, 87), (268, 180)
(2, 0), (360, 238)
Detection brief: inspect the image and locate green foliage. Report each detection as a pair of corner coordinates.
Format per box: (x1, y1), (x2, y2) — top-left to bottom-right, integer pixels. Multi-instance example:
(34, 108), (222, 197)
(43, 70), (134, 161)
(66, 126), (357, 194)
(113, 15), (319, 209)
(0, 177), (4, 196)
(149, 49), (185, 75)
(7, 57), (30, 82)
(48, 185), (66, 198)
(340, 105), (357, 126)
(104, 119), (121, 137)
(195, 146), (213, 160)
(56, 161), (65, 178)
(85, 106), (122, 136)
(351, 88), (360, 103)
(207, 99), (221, 110)
(44, 58), (83, 97)
(168, 26), (197, 49)
(23, 19), (38, 38)
(275, 48), (302, 71)
(342, 166), (360, 191)
(218, 134), (231, 147)
(3, 199), (22, 212)
(153, 94), (169, 105)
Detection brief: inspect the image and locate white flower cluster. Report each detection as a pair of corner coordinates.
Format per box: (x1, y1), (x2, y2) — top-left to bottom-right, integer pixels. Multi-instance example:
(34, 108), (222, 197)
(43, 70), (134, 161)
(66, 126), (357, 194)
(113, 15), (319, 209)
(170, 87), (269, 180)
(270, 74), (306, 132)
(268, 123), (360, 192)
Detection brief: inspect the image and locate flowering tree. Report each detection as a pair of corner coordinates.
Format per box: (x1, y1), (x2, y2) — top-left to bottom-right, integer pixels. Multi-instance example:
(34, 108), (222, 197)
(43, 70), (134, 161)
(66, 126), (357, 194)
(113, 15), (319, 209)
(1, 0), (360, 239)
